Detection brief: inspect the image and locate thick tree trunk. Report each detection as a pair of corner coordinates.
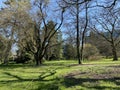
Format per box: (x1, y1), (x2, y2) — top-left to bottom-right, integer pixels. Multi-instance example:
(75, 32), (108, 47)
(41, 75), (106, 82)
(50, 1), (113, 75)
(34, 53), (43, 66)
(36, 60), (39, 66)
(34, 54), (40, 66)
(39, 57), (42, 65)
(112, 46), (118, 61)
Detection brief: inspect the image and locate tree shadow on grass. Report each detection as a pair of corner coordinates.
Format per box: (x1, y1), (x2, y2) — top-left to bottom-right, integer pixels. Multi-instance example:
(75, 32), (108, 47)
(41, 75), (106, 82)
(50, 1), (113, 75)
(3, 72), (23, 80)
(31, 76), (120, 90)
(36, 80), (60, 90)
(62, 77), (120, 90)
(1, 72), (120, 90)
(1, 70), (62, 90)
(0, 69), (57, 83)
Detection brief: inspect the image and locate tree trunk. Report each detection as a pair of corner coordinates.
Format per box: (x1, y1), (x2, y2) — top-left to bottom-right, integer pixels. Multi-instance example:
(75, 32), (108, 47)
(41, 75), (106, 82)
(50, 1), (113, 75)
(112, 46), (118, 61)
(76, 0), (82, 64)
(80, 2), (88, 61)
(34, 54), (40, 66)
(35, 58), (42, 66)
(3, 41), (13, 65)
(39, 57), (42, 65)
(34, 52), (44, 66)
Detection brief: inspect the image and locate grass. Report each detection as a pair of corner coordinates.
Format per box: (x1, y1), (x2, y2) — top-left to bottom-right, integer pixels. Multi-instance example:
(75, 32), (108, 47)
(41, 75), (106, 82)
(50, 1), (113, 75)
(0, 59), (120, 90)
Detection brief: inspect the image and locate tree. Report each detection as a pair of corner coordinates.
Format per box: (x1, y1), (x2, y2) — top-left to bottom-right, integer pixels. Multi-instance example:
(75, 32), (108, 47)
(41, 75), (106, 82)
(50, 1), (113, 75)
(23, 0), (64, 65)
(0, 0), (64, 65)
(44, 21), (63, 60)
(90, 7), (120, 61)
(79, 2), (89, 62)
(0, 0), (31, 64)
(59, 0), (90, 64)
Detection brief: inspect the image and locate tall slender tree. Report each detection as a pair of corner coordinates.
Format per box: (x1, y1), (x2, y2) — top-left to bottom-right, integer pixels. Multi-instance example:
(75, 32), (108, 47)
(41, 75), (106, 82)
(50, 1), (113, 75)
(59, 0), (90, 64)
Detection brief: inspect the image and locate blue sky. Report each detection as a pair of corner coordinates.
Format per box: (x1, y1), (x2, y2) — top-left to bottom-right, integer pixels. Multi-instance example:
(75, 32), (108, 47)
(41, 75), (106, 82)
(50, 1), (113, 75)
(0, 0), (4, 4)
(0, 0), (4, 5)
(0, 0), (5, 8)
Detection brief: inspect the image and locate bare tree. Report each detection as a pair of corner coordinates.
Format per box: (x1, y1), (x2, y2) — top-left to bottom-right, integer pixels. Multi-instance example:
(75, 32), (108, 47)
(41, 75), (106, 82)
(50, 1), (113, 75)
(59, 0), (90, 64)
(80, 2), (89, 61)
(90, 8), (120, 61)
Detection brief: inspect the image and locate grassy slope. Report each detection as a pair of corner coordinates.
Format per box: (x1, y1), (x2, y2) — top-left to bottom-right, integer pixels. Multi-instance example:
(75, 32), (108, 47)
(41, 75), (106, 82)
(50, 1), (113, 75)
(0, 59), (120, 90)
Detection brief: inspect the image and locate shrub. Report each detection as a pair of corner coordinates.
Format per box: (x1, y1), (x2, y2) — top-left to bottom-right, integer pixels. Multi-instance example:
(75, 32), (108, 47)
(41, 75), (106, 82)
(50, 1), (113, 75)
(14, 53), (31, 64)
(83, 44), (101, 60)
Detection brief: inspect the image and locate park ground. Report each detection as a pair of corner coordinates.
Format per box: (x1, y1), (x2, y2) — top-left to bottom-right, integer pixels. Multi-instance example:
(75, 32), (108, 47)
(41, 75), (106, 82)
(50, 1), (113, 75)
(0, 59), (120, 90)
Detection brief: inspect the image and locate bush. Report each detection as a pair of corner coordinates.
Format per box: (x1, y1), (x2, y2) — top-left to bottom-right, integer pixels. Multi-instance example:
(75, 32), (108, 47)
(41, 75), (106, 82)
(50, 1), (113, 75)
(63, 44), (77, 60)
(14, 53), (31, 64)
(88, 55), (102, 60)
(83, 44), (101, 60)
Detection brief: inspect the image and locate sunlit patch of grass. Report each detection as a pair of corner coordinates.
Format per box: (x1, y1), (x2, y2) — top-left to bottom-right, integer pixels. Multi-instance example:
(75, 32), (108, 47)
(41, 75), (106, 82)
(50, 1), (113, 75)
(99, 81), (117, 87)
(84, 58), (120, 65)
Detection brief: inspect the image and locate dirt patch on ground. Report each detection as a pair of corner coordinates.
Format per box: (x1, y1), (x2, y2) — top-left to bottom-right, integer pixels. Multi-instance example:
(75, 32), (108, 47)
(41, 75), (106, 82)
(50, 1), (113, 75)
(91, 74), (117, 79)
(65, 65), (120, 79)
(65, 71), (90, 78)
(107, 65), (120, 68)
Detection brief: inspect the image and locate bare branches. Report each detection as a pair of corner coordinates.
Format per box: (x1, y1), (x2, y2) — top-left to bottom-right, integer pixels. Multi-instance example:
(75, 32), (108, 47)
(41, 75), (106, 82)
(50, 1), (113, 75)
(96, 0), (117, 10)
(89, 4), (120, 60)
(62, 0), (91, 6)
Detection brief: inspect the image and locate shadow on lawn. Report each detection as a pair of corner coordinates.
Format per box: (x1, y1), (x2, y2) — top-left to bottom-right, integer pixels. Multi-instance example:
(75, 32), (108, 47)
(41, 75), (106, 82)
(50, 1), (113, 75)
(1, 71), (120, 90)
(62, 77), (120, 90)
(0, 70), (61, 90)
(1, 69), (57, 82)
(35, 77), (120, 90)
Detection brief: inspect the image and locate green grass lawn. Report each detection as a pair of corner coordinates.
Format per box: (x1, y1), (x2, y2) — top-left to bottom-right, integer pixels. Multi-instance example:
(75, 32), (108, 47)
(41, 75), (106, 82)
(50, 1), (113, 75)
(0, 59), (120, 90)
